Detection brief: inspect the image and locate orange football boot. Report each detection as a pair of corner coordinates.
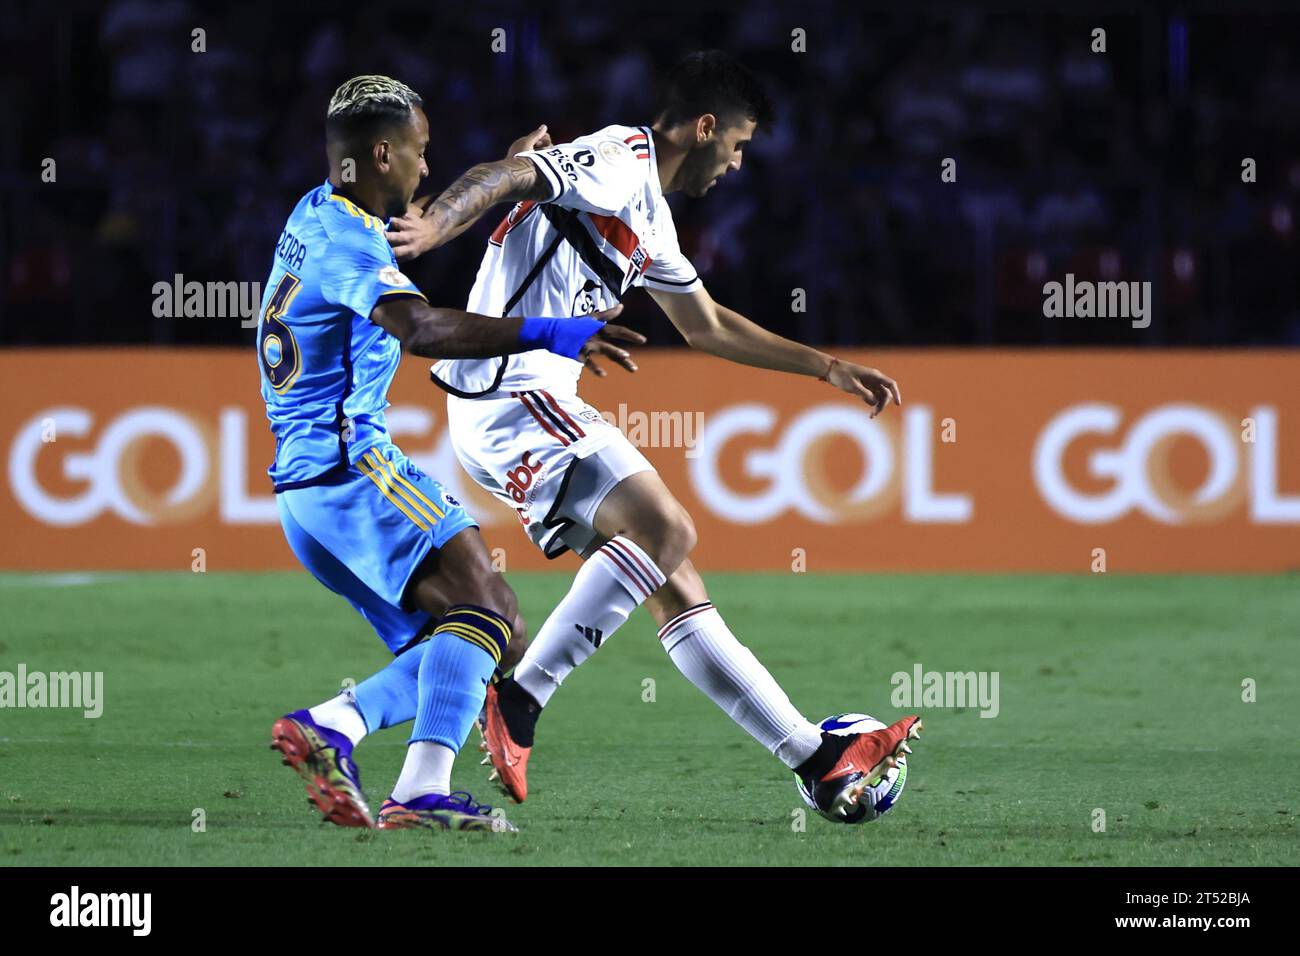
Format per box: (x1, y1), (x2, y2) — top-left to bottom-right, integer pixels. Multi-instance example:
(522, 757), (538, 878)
(477, 682), (532, 803)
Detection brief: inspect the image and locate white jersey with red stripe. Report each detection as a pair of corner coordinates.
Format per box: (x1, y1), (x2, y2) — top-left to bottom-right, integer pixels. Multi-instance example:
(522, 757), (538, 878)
(431, 124), (702, 398)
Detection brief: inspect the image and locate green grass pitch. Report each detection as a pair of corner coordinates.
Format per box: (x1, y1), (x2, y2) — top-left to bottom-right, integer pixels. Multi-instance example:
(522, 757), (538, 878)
(1, 571), (1296, 866)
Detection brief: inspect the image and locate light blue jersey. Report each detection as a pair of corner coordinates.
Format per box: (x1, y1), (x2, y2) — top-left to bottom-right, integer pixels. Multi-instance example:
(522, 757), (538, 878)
(257, 180), (478, 654)
(258, 180), (428, 490)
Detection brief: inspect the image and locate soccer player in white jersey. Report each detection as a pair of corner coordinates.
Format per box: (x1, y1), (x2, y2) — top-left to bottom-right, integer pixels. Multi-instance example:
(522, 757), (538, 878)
(387, 51), (921, 821)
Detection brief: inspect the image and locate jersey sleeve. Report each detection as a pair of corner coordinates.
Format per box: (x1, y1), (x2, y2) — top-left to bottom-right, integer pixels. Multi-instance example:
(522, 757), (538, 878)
(520, 137), (643, 216)
(318, 233), (427, 320)
(642, 207), (703, 295)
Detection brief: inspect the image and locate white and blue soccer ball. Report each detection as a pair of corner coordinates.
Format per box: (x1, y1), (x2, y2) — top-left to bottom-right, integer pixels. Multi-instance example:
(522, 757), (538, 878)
(796, 713), (908, 824)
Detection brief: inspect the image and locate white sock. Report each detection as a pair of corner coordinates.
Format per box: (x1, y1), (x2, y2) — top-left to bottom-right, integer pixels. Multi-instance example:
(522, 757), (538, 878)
(308, 692), (368, 746)
(390, 741), (455, 802)
(515, 536), (667, 707)
(660, 603), (823, 768)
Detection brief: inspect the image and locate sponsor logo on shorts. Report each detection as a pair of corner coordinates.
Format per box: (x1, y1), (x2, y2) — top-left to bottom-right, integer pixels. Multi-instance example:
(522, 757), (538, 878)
(504, 452), (545, 505)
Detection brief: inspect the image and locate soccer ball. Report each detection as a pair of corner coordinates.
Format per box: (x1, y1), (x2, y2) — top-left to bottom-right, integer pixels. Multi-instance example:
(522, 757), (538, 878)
(795, 713), (908, 824)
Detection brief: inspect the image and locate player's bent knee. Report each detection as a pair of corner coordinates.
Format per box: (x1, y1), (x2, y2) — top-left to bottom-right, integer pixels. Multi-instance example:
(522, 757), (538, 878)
(499, 610), (529, 673)
(653, 506), (697, 574)
(607, 501), (696, 575)
(467, 573), (518, 626)
(675, 508), (699, 557)
(437, 572), (519, 667)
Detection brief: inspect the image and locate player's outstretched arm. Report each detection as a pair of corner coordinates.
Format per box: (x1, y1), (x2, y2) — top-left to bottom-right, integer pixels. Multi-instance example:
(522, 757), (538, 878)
(388, 156), (550, 261)
(370, 298), (642, 371)
(649, 286), (901, 418)
(388, 125), (552, 259)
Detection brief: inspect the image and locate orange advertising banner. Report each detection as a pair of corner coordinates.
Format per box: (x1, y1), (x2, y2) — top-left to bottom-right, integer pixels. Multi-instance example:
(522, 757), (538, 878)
(1, 348), (1297, 572)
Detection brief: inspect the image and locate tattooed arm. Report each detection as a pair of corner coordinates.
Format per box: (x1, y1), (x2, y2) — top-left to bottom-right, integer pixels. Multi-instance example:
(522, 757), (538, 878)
(387, 156), (551, 261)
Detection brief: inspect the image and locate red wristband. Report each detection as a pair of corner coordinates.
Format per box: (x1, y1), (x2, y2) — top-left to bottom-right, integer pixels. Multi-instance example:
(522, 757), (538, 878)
(818, 356), (839, 382)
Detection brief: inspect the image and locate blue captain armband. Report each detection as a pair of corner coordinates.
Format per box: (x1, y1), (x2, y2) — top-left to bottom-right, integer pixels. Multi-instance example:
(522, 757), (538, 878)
(518, 316), (605, 360)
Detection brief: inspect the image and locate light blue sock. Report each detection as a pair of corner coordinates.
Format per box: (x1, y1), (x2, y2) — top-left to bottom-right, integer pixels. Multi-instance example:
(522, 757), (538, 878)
(353, 641), (428, 733)
(411, 605), (511, 750)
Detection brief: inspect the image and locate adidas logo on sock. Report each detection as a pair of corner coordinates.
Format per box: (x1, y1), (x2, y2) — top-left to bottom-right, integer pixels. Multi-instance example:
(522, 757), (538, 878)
(574, 624), (604, 648)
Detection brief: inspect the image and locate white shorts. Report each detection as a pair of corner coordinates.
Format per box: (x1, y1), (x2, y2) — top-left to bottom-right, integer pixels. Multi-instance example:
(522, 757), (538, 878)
(446, 388), (654, 558)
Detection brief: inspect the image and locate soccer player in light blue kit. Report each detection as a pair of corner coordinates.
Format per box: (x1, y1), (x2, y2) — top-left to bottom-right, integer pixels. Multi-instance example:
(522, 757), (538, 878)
(260, 76), (641, 831)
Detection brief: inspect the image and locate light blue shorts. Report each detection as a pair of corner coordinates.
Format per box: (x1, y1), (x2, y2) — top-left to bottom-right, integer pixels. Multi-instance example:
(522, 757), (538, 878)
(276, 441), (478, 654)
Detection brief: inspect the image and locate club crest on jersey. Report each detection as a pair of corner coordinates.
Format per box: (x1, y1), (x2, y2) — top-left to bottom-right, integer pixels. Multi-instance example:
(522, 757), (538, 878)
(619, 244), (650, 291)
(377, 266), (411, 286)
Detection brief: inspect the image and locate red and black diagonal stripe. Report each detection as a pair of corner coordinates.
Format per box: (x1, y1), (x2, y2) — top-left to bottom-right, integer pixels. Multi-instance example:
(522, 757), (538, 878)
(513, 389), (588, 446)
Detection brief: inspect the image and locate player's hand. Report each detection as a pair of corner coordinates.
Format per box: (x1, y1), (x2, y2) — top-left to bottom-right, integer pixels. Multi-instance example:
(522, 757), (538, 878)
(580, 305), (644, 377)
(506, 124), (552, 159)
(827, 360), (902, 418)
(387, 210), (439, 262)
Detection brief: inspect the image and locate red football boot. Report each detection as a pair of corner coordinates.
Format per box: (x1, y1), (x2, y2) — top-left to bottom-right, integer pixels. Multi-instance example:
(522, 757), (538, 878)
(800, 716), (923, 820)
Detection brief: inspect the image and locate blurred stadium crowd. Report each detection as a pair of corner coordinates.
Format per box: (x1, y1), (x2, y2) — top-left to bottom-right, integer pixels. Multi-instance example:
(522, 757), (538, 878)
(3, 0), (1299, 348)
